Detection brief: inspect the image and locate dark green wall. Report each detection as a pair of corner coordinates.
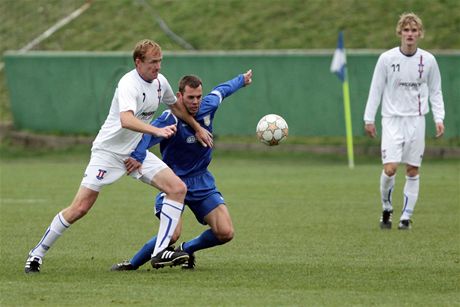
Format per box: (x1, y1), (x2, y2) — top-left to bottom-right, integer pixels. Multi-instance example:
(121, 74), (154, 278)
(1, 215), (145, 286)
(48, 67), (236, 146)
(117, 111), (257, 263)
(4, 51), (459, 137)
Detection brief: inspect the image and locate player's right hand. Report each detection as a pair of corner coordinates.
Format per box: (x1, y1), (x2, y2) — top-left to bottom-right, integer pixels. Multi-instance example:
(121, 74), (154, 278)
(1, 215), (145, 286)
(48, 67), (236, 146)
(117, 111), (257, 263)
(154, 124), (177, 138)
(364, 123), (377, 138)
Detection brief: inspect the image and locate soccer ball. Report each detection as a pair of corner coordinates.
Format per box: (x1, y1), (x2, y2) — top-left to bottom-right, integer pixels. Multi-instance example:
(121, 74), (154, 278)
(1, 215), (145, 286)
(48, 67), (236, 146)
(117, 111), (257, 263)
(256, 114), (288, 146)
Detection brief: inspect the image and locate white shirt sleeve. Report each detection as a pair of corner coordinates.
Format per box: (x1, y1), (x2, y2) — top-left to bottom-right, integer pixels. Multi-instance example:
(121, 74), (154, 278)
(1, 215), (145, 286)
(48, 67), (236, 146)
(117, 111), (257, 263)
(161, 77), (177, 106)
(117, 77), (139, 113)
(427, 57), (445, 123)
(364, 54), (386, 123)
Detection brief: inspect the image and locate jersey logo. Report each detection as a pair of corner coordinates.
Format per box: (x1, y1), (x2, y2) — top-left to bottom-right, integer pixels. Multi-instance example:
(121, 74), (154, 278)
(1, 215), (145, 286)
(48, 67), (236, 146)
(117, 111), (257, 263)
(186, 136), (196, 144)
(203, 115), (211, 126)
(418, 55), (424, 79)
(96, 169), (107, 180)
(142, 93), (146, 102)
(139, 111), (155, 120)
(157, 79), (162, 102)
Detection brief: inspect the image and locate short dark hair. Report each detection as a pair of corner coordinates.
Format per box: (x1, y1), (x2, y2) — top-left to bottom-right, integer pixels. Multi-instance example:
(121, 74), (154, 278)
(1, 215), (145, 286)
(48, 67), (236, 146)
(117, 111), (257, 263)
(178, 75), (202, 94)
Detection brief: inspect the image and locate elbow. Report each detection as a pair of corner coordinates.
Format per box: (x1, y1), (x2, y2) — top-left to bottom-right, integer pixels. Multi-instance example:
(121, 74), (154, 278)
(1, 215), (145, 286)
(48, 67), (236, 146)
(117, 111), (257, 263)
(119, 112), (132, 129)
(120, 119), (129, 129)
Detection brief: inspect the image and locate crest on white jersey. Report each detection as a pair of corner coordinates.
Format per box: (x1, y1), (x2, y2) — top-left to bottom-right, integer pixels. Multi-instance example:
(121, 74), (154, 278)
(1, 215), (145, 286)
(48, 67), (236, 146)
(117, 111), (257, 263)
(203, 115), (211, 126)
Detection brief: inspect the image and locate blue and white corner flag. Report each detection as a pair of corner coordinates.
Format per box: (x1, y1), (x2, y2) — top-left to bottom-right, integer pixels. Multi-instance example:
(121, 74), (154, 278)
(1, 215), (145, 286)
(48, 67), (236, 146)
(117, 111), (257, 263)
(330, 31), (354, 169)
(330, 31), (347, 82)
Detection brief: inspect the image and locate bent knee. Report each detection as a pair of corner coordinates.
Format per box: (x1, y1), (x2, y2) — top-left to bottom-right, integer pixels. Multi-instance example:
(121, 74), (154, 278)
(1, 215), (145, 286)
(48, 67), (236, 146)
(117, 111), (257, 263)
(176, 181), (187, 195)
(166, 180), (187, 198)
(216, 228), (234, 243)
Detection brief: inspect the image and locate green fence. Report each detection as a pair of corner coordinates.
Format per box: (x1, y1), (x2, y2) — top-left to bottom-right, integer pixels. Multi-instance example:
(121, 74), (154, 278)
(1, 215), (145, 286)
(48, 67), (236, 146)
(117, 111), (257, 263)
(4, 51), (460, 138)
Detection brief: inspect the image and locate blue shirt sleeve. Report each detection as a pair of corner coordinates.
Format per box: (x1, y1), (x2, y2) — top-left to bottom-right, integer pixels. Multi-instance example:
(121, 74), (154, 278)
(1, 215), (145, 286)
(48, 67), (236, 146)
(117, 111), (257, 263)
(130, 110), (177, 163)
(211, 74), (245, 102)
(198, 74), (245, 115)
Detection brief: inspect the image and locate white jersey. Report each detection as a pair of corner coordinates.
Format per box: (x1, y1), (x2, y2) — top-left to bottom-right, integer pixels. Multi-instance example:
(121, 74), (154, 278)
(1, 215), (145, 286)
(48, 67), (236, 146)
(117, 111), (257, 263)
(364, 47), (445, 123)
(92, 69), (176, 156)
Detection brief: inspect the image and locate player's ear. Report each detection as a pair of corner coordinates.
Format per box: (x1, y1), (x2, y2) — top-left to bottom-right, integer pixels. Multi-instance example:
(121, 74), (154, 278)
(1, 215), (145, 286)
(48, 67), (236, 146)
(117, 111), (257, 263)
(134, 57), (142, 67)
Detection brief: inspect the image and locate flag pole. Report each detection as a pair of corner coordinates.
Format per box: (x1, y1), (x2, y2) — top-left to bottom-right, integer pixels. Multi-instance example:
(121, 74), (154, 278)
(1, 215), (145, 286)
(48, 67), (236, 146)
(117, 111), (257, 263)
(342, 75), (355, 169)
(330, 31), (354, 169)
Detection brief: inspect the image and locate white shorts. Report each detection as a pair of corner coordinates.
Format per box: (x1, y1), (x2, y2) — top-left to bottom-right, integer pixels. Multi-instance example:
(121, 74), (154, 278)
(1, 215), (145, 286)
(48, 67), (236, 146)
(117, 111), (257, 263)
(81, 149), (168, 192)
(381, 116), (425, 167)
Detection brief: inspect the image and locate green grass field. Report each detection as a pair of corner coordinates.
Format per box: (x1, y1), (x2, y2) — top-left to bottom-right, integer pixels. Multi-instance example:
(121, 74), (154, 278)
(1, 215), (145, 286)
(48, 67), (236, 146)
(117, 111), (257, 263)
(0, 147), (459, 306)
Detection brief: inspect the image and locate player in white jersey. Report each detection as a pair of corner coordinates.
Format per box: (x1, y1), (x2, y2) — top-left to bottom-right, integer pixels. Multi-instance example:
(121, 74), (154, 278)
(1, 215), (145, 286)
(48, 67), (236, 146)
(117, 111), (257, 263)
(24, 39), (213, 273)
(364, 13), (445, 230)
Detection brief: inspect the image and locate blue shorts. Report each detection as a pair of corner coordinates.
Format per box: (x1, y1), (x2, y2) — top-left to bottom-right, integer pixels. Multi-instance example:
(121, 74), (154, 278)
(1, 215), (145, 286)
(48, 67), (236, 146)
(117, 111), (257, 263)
(155, 171), (225, 225)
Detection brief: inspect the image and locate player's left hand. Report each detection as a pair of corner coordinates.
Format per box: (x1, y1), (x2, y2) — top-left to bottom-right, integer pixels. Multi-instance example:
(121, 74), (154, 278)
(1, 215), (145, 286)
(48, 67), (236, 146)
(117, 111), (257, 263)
(195, 127), (213, 148)
(435, 122), (444, 138)
(124, 157), (142, 175)
(243, 69), (253, 86)
(364, 123), (377, 138)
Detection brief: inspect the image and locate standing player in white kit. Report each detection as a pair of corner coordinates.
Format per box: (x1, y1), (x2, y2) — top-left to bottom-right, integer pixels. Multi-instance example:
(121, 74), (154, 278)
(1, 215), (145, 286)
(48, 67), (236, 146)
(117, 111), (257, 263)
(24, 39), (213, 273)
(364, 13), (445, 230)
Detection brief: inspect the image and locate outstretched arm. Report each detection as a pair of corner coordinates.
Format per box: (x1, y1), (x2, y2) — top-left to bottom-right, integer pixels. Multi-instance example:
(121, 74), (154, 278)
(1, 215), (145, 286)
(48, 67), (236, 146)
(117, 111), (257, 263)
(211, 69), (253, 102)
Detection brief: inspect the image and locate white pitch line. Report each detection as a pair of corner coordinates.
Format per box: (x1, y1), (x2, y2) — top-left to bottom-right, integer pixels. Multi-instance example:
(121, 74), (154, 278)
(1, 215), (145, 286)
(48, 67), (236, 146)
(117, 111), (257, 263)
(0, 1), (91, 72)
(19, 0), (92, 53)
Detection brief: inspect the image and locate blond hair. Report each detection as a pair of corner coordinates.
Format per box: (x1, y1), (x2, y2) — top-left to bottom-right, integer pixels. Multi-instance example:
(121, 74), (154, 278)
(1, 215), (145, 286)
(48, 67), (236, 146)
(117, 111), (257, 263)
(396, 12), (424, 38)
(132, 39), (161, 62)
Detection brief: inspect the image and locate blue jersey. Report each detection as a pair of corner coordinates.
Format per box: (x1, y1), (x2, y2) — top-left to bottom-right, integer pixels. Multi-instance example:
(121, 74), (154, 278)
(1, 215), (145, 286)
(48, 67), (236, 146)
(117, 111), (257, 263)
(131, 74), (245, 178)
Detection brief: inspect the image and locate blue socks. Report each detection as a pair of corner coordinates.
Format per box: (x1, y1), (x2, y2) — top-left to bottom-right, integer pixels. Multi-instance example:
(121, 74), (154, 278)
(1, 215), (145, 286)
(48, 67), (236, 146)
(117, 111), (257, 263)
(130, 236), (157, 269)
(129, 229), (224, 269)
(183, 229), (223, 255)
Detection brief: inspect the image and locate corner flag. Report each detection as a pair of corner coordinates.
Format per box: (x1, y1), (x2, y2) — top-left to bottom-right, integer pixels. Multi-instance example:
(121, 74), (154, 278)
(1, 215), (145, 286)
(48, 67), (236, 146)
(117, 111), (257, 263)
(330, 31), (346, 82)
(331, 31), (354, 169)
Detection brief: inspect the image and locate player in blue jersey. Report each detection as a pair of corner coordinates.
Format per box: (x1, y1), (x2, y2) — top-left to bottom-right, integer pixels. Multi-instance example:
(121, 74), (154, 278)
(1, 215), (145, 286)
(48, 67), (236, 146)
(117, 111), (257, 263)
(111, 69), (253, 270)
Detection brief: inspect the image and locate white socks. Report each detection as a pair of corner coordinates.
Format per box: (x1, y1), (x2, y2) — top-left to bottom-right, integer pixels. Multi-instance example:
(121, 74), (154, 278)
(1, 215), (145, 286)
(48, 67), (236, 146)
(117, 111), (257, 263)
(152, 198), (184, 257)
(401, 175), (420, 220)
(380, 171), (420, 221)
(30, 212), (70, 258)
(380, 171), (395, 211)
